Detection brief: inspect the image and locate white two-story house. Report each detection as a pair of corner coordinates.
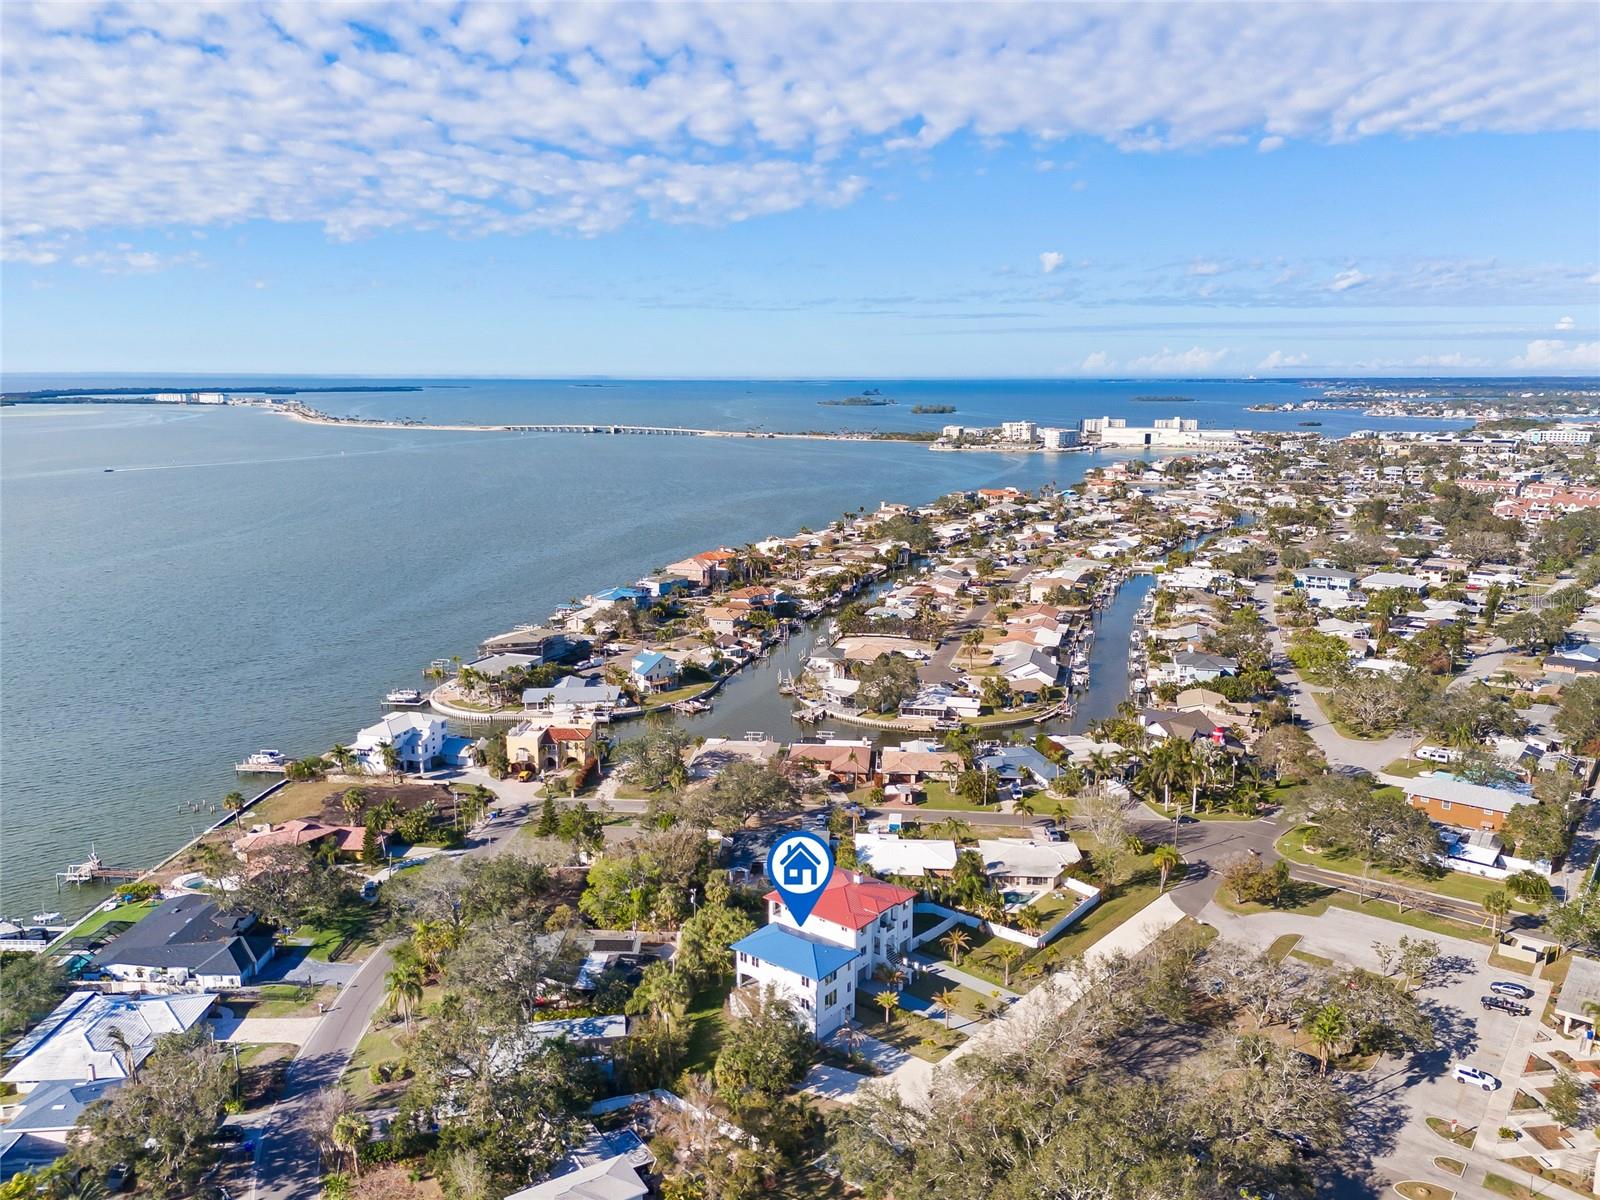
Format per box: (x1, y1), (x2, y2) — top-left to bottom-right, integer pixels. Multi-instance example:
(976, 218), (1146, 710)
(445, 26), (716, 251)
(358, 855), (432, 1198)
(352, 712), (447, 774)
(729, 872), (917, 1038)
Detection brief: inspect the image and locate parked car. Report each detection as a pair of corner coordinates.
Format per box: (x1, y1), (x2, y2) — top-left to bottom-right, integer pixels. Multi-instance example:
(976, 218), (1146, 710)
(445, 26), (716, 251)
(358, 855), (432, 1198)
(1489, 981), (1535, 1000)
(1481, 995), (1532, 1017)
(1453, 1064), (1501, 1091)
(105, 1164), (133, 1193)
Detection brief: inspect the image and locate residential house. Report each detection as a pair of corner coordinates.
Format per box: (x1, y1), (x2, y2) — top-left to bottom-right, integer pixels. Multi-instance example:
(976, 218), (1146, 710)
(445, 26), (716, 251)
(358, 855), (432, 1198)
(877, 745), (963, 787)
(991, 643), (1059, 692)
(233, 819), (371, 862)
(89, 895), (273, 991)
(1388, 773), (1537, 832)
(1360, 571), (1429, 595)
(2, 991), (215, 1093)
(1292, 567), (1358, 600)
(477, 625), (576, 662)
(976, 838), (1083, 896)
(703, 605), (751, 639)
(628, 650), (681, 693)
(973, 745), (1061, 787)
(521, 676), (625, 719)
(852, 834), (958, 878)
(665, 548), (739, 588)
(730, 924), (861, 1039)
(786, 739), (874, 787)
(352, 712), (447, 774)
(1140, 708), (1232, 747)
(0, 1078), (120, 1181)
(506, 721), (597, 775)
(505, 1130), (655, 1200)
(1154, 651), (1237, 687)
(898, 684), (982, 724)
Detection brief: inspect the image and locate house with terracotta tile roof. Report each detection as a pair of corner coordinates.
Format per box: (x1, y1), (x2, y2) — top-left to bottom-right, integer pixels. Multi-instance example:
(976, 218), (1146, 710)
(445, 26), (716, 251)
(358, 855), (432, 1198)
(233, 819), (370, 861)
(506, 721), (597, 775)
(785, 739), (874, 787)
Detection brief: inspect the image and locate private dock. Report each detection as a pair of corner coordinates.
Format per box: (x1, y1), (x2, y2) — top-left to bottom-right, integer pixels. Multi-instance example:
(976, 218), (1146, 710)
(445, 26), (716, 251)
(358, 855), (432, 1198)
(55, 850), (142, 889)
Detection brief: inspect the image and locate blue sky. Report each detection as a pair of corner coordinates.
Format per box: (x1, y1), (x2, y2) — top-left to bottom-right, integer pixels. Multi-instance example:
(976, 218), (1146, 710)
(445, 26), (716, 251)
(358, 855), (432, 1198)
(4, 3), (1598, 378)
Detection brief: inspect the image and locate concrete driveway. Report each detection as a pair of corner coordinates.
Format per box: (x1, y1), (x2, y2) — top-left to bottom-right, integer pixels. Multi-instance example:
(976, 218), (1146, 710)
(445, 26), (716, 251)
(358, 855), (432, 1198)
(256, 946), (360, 986)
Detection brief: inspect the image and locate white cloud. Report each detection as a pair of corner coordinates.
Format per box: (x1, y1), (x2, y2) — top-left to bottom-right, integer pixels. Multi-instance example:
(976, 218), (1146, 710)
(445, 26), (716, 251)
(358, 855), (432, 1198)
(69, 246), (202, 275)
(1039, 251), (1065, 274)
(1410, 353), (1486, 368)
(1258, 135), (1286, 153)
(1511, 340), (1600, 370)
(1124, 346), (1230, 374)
(1329, 268), (1369, 293)
(1, 2), (1596, 252)
(1188, 260), (1225, 277)
(1257, 350), (1308, 370)
(1079, 350), (1113, 372)
(1557, 315), (1576, 330)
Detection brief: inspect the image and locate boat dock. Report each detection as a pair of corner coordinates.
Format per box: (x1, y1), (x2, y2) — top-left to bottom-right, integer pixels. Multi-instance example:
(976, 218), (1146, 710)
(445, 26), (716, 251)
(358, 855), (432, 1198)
(55, 851), (142, 890)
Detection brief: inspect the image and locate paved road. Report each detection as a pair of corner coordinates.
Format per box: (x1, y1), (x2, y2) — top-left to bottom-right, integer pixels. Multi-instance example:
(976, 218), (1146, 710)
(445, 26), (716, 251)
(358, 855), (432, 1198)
(251, 804), (537, 1199)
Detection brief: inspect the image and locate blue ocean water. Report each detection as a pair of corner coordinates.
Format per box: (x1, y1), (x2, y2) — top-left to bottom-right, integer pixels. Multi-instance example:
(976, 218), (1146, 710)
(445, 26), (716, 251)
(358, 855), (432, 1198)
(0, 378), (1469, 917)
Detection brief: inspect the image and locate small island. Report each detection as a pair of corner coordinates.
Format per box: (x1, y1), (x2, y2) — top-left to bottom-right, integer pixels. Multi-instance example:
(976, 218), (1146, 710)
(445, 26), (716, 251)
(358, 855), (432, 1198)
(820, 388), (896, 407)
(1132, 395), (1196, 403)
(911, 404), (957, 414)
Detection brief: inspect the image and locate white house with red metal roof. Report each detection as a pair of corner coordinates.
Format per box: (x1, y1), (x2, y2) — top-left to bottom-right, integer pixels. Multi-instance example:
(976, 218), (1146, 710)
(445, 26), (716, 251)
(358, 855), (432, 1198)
(767, 871), (918, 985)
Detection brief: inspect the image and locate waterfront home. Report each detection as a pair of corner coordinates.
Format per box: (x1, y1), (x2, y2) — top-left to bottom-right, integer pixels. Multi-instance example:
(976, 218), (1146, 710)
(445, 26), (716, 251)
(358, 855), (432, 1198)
(463, 651), (541, 678)
(726, 585), (783, 610)
(627, 650), (681, 693)
(665, 548), (739, 588)
(233, 818), (371, 862)
(1388, 773), (1537, 833)
(89, 895), (273, 991)
(2, 991), (215, 1093)
(1139, 708), (1231, 747)
(1152, 650), (1238, 687)
(688, 737), (781, 781)
(703, 605), (750, 638)
(521, 675), (624, 719)
(853, 833), (958, 878)
(976, 838), (1083, 896)
(638, 573), (693, 599)
(898, 684), (981, 724)
(786, 739), (873, 787)
(0, 1078), (121, 1181)
(506, 721), (597, 775)
(590, 585), (650, 607)
(352, 712), (448, 774)
(477, 625), (577, 662)
(992, 643), (1060, 692)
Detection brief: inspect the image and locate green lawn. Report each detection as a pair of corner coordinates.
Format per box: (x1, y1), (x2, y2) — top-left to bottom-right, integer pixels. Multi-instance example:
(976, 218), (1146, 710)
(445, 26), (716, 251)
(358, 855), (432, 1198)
(903, 972), (991, 1019)
(853, 999), (963, 1062)
(1265, 934), (1301, 964)
(681, 978), (735, 1077)
(289, 902), (383, 962)
(344, 1020), (410, 1106)
(64, 898), (161, 941)
(234, 983), (339, 1018)
(642, 680), (719, 711)
(1277, 825), (1536, 912)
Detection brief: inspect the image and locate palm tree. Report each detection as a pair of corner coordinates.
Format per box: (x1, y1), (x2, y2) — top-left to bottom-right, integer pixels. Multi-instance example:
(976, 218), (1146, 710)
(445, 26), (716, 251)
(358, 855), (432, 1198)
(1153, 843), (1183, 894)
(961, 628), (985, 662)
(933, 987), (961, 1029)
(380, 741), (401, 780)
(994, 941), (1024, 987)
(328, 744), (355, 775)
(877, 990), (901, 1027)
(341, 787), (369, 822)
(1013, 907), (1045, 937)
(222, 791), (246, 818)
(107, 1027), (138, 1082)
(1482, 889), (1512, 939)
(331, 1111), (371, 1177)
(1307, 1002), (1347, 1074)
(1506, 870), (1553, 907)
(385, 961), (425, 1031)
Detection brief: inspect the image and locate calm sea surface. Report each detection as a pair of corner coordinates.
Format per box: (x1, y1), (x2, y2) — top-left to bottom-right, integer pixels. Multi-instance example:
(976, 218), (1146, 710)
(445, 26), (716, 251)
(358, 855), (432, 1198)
(0, 378), (1469, 917)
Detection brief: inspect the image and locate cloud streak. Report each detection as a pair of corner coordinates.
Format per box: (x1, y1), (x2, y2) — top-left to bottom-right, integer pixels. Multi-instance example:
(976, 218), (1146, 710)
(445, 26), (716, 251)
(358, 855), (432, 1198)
(3, 1), (1596, 255)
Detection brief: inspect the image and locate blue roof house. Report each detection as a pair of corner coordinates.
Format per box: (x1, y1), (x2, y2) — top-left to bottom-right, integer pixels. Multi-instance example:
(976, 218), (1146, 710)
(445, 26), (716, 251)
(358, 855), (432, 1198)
(628, 651), (681, 693)
(730, 925), (860, 1038)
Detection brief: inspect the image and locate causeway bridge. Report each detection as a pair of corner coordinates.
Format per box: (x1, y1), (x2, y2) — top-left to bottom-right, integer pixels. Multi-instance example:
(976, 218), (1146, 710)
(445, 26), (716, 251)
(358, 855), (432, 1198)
(504, 424), (728, 436)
